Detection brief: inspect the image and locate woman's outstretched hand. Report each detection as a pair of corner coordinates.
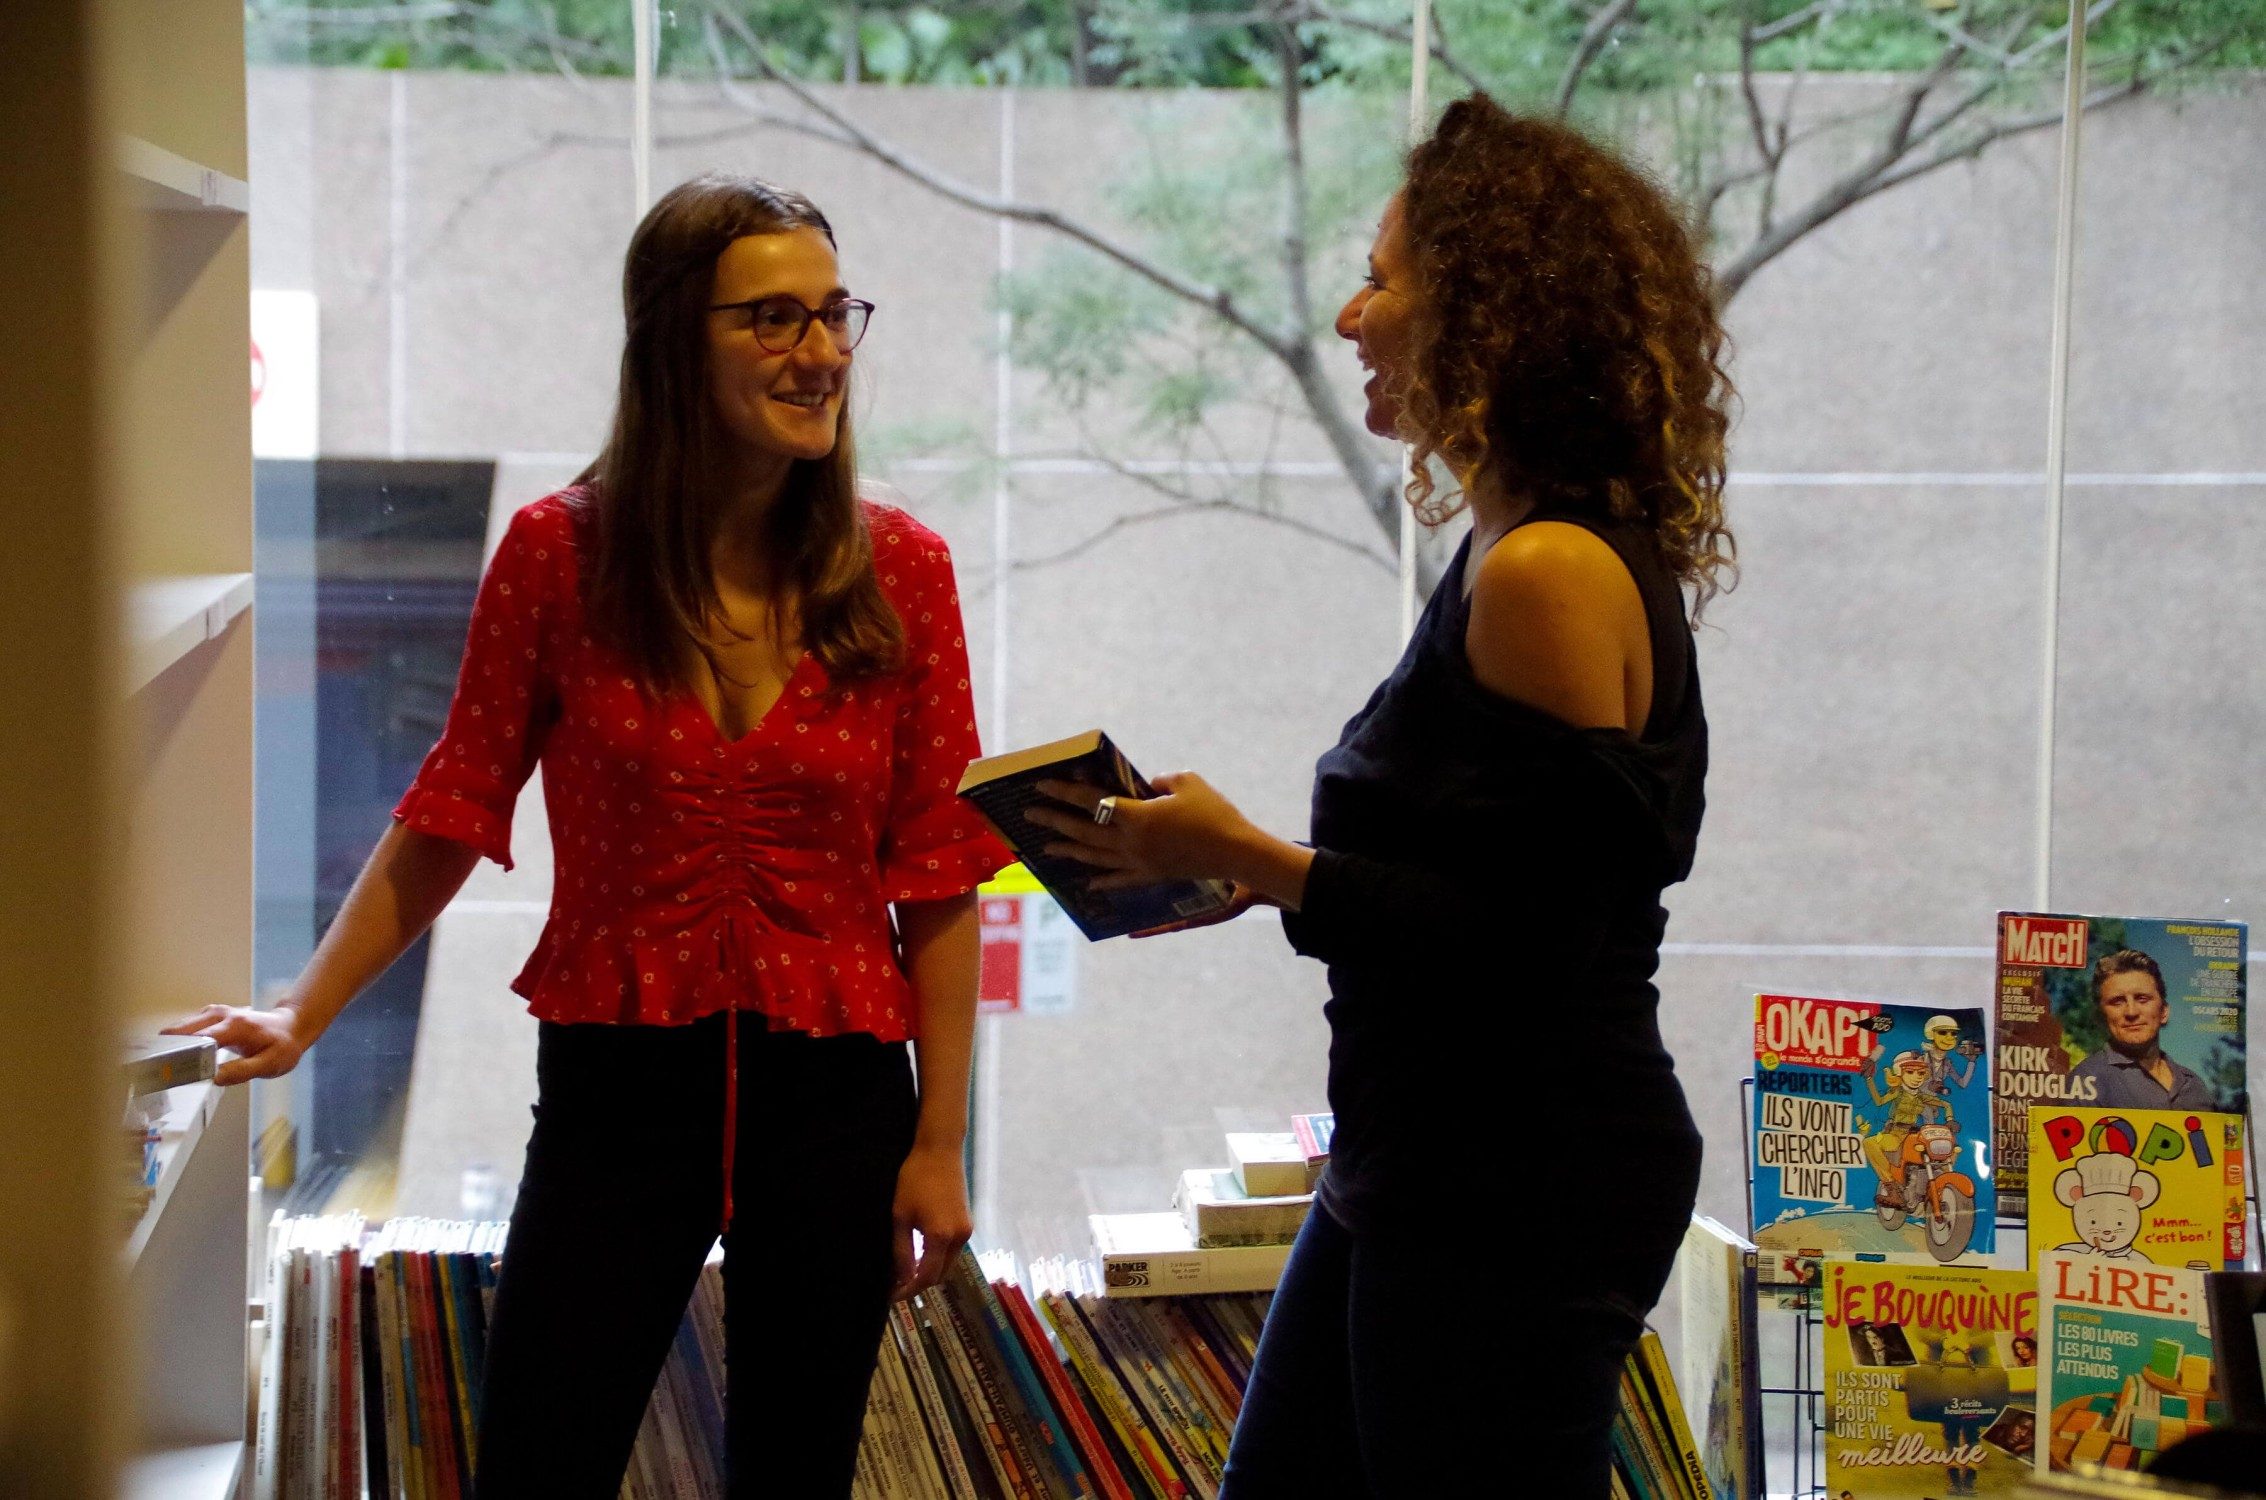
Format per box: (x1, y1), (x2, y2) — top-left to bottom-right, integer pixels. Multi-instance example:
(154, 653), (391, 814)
(159, 1002), (312, 1087)
(1027, 772), (1262, 892)
(891, 1142), (973, 1300)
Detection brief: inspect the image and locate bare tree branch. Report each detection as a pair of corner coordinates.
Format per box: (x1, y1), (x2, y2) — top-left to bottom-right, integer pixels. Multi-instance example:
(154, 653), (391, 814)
(1713, 18), (2229, 305)
(1557, 0), (1641, 119)
(1011, 485), (1393, 575)
(702, 4), (1294, 360)
(1301, 2), (1488, 96)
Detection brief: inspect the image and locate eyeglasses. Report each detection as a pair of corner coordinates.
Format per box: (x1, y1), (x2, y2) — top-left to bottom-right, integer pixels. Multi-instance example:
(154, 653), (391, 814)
(707, 295), (875, 354)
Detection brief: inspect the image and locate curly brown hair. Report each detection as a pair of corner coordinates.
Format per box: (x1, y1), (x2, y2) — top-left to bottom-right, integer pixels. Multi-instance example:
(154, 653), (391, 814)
(1396, 96), (1737, 615)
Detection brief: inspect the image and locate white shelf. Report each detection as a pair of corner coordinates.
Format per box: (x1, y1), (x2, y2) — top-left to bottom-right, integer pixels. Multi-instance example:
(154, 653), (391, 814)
(123, 1080), (226, 1271)
(127, 573), (254, 692)
(116, 135), (250, 215)
(123, 1437), (246, 1500)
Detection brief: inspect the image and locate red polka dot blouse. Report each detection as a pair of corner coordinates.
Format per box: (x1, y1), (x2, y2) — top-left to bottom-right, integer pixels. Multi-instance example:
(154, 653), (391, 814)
(392, 488), (1012, 1044)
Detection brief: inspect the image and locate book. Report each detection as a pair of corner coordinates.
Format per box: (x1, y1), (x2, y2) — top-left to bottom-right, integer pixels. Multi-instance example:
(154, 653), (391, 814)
(1751, 994), (1994, 1279)
(1222, 1133), (1310, 1199)
(2037, 1252), (2226, 1476)
(123, 1032), (216, 1095)
(1994, 912), (2249, 1214)
(1822, 1260), (2039, 1496)
(2204, 1271), (2266, 1426)
(1675, 1215), (1761, 1500)
(2024, 1105), (2247, 1273)
(1288, 1113), (1333, 1176)
(1089, 1213), (1292, 1298)
(955, 731), (1235, 941)
(1633, 1329), (1711, 1500)
(1171, 1168), (1311, 1249)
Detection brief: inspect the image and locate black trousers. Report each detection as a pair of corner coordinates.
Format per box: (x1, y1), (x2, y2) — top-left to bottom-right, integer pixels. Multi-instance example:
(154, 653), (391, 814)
(1219, 1134), (1702, 1499)
(473, 1013), (918, 1499)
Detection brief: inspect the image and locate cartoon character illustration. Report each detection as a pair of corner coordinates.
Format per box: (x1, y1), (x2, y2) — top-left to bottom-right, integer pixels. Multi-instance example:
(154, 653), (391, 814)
(1922, 1013), (1981, 1093)
(2049, 1152), (2161, 1259)
(1860, 1048), (1953, 1201)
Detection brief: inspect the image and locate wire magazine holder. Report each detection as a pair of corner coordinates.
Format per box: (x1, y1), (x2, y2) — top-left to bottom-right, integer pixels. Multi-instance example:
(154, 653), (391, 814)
(1738, 1076), (2263, 1499)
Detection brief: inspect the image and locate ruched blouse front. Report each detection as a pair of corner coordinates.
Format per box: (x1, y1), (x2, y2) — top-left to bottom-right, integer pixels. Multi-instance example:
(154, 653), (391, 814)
(392, 488), (1012, 1043)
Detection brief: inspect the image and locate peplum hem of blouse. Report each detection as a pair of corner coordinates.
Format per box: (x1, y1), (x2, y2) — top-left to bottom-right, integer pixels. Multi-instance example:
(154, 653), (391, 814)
(394, 785), (515, 871)
(508, 902), (927, 1041)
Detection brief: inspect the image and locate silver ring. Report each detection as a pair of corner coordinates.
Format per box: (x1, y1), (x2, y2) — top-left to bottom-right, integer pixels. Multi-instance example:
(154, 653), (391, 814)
(1092, 796), (1119, 827)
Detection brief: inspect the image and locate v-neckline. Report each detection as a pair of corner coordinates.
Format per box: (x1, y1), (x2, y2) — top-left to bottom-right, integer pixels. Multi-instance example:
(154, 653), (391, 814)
(689, 649), (815, 748)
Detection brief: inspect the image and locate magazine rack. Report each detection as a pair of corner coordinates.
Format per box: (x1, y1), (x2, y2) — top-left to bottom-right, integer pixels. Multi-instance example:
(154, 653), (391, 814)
(1740, 1077), (2263, 1500)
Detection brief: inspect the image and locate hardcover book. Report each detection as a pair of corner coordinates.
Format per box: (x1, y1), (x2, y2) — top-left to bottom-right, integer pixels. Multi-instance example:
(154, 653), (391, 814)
(1823, 1260), (2039, 1497)
(1171, 1168), (1312, 1249)
(1994, 912), (2248, 1214)
(957, 730), (1236, 941)
(1676, 1215), (1761, 1500)
(2023, 1106), (2247, 1274)
(1089, 1212), (1291, 1299)
(1751, 994), (1994, 1281)
(1223, 1133), (1311, 1198)
(2036, 1252), (2226, 1477)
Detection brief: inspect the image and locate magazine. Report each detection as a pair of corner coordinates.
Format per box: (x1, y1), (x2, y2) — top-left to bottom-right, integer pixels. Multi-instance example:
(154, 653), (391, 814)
(2024, 1106), (2248, 1274)
(1822, 1260), (2039, 1496)
(1994, 912), (2249, 1213)
(1751, 994), (1993, 1280)
(2036, 1251), (2225, 1477)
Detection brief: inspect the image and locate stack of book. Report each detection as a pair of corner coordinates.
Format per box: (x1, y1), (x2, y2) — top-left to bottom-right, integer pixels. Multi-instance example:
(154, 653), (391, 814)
(1609, 1329), (1712, 1500)
(1087, 1115), (1330, 1300)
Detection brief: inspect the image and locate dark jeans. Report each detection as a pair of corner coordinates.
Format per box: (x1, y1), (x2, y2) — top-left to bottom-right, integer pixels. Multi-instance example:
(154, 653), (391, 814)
(473, 1013), (918, 1500)
(1220, 1156), (1697, 1499)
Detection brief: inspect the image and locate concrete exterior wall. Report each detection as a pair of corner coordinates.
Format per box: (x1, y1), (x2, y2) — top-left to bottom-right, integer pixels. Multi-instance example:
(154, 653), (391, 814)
(246, 69), (2266, 1250)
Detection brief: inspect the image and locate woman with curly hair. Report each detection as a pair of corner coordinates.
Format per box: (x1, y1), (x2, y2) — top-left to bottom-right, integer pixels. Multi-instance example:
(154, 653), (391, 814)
(1027, 95), (1734, 1495)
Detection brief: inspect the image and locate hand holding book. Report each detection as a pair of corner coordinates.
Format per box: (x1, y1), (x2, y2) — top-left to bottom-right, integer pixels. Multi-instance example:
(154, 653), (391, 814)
(956, 730), (1313, 939)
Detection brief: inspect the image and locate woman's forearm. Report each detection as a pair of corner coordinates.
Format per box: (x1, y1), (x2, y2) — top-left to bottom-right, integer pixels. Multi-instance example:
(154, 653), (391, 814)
(895, 892), (980, 1153)
(281, 820), (482, 1041)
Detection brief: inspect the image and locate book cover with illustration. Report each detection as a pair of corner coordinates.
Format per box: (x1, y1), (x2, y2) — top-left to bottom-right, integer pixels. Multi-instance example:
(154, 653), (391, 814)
(1994, 912), (2248, 1214)
(2023, 1106), (2247, 1274)
(2036, 1251), (2225, 1477)
(1751, 995), (1993, 1282)
(1823, 1260), (2039, 1497)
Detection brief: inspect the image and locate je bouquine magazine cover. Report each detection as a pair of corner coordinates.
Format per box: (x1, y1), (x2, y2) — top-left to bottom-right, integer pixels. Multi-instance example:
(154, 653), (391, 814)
(1993, 912), (2248, 1214)
(1824, 1260), (2039, 1497)
(1752, 995), (1993, 1282)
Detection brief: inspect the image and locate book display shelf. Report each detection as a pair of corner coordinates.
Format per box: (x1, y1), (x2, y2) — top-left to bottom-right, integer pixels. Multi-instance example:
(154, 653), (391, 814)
(1741, 1074), (2265, 1499)
(109, 0), (259, 1487)
(0, 0), (258, 1494)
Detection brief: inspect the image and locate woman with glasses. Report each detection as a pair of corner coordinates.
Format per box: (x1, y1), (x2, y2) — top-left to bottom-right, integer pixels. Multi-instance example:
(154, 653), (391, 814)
(1027, 97), (1733, 1496)
(164, 174), (1008, 1496)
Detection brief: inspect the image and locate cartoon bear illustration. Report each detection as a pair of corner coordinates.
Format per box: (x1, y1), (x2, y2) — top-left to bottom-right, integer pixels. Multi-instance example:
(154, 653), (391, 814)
(2049, 1152), (2160, 1260)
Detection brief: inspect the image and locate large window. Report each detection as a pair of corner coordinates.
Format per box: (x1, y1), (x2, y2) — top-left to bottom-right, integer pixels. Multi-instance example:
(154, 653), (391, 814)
(247, 2), (2264, 1317)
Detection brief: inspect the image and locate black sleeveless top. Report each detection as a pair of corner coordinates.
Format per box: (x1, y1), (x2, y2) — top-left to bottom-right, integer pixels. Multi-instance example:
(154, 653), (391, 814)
(1279, 512), (1709, 1231)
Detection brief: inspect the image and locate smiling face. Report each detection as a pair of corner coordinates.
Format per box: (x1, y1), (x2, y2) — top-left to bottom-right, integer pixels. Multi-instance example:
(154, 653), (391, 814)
(1335, 192), (1421, 438)
(2098, 969), (2170, 1051)
(705, 227), (854, 479)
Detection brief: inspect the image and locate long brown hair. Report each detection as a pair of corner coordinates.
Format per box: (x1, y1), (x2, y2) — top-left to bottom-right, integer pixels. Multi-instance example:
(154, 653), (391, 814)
(1396, 97), (1737, 615)
(576, 173), (903, 689)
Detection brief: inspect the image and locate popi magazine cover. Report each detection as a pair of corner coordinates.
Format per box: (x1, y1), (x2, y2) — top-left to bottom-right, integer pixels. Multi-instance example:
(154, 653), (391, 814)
(1752, 996), (1993, 1280)
(2023, 1106), (2248, 1275)
(1824, 1261), (2040, 1497)
(2036, 1251), (2225, 1478)
(1993, 912), (2248, 1214)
